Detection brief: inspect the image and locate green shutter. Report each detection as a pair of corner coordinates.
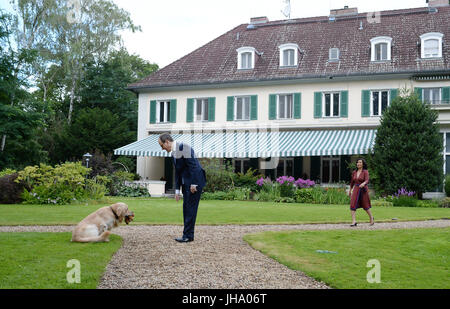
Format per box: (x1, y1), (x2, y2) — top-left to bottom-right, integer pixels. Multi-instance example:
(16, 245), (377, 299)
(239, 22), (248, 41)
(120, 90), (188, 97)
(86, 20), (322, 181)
(361, 90), (371, 117)
(269, 94), (277, 120)
(314, 92), (322, 118)
(170, 99), (177, 123)
(227, 96), (234, 121)
(442, 87), (450, 104)
(150, 100), (156, 124)
(294, 93), (301, 119)
(390, 89), (399, 104)
(208, 97), (215, 122)
(186, 98), (194, 122)
(250, 95), (258, 120)
(414, 88), (423, 102)
(340, 91), (348, 117)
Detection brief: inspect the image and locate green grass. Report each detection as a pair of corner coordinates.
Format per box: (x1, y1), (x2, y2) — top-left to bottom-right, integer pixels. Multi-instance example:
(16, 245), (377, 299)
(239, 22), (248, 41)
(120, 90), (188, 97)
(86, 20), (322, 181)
(0, 197), (449, 226)
(244, 228), (450, 289)
(0, 232), (122, 289)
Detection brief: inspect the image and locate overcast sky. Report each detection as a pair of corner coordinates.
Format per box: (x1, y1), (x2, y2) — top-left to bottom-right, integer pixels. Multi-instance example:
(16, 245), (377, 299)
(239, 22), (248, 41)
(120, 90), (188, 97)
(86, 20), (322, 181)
(0, 0), (430, 68)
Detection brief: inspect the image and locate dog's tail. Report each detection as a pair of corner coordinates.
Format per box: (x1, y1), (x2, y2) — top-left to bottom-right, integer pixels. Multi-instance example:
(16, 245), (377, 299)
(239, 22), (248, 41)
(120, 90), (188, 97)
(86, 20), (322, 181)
(71, 231), (111, 243)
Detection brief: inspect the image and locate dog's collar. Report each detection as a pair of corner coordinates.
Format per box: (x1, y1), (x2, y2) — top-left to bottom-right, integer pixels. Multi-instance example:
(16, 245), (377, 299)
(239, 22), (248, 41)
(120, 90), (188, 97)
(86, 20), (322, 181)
(110, 206), (119, 220)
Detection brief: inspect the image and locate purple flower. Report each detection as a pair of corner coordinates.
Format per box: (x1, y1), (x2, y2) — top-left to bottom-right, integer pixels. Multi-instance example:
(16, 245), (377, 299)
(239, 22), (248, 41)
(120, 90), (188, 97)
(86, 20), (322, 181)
(294, 178), (315, 188)
(393, 187), (415, 198)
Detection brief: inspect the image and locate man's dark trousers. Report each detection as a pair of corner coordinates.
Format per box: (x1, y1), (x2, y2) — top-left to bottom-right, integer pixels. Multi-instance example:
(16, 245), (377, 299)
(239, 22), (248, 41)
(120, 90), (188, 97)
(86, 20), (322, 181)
(182, 185), (202, 240)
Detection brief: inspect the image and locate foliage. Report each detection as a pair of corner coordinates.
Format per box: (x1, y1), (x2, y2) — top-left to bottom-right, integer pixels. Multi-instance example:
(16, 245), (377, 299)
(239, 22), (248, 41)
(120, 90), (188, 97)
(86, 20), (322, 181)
(445, 175), (450, 197)
(114, 184), (151, 198)
(15, 162), (108, 204)
(0, 169), (17, 177)
(232, 168), (262, 192)
(201, 159), (235, 192)
(276, 176), (296, 198)
(438, 197), (450, 208)
(371, 91), (444, 197)
(294, 188), (314, 203)
(201, 187), (251, 201)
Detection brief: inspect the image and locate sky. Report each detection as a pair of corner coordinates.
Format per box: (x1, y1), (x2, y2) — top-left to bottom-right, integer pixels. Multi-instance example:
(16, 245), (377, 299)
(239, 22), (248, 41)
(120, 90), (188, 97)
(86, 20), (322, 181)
(0, 0), (430, 69)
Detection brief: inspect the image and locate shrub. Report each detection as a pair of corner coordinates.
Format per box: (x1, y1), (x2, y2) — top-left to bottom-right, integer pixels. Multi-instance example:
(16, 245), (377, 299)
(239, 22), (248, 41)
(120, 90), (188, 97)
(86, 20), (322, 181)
(322, 188), (350, 205)
(371, 199), (393, 207)
(0, 168), (17, 177)
(115, 184), (151, 197)
(107, 171), (136, 196)
(438, 197), (450, 208)
(295, 188), (314, 203)
(392, 196), (419, 207)
(201, 159), (235, 192)
(233, 168), (262, 192)
(0, 173), (25, 204)
(276, 176), (296, 198)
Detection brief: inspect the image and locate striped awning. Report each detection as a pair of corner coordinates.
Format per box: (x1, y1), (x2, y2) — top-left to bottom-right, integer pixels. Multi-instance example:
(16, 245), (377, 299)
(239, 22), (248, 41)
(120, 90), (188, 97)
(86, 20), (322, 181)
(114, 129), (376, 158)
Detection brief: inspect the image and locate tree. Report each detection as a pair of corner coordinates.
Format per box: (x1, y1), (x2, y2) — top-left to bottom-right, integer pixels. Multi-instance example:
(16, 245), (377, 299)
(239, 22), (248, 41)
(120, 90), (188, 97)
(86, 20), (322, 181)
(371, 90), (444, 198)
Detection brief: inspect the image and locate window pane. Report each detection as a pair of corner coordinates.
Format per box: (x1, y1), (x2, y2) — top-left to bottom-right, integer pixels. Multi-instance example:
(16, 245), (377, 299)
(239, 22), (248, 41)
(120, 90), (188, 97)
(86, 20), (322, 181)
(242, 52), (251, 68)
(236, 97), (243, 120)
(287, 95), (293, 118)
(372, 91), (379, 116)
(159, 101), (164, 122)
(286, 159), (294, 176)
(203, 99), (209, 121)
(279, 95), (286, 118)
(375, 43), (388, 60)
(333, 93), (340, 116)
(432, 88), (440, 104)
(381, 91), (388, 113)
(277, 159), (285, 177)
(446, 133), (450, 153)
(243, 160), (251, 174)
(289, 50), (295, 65)
(234, 160), (242, 173)
(423, 89), (431, 104)
(196, 100), (202, 121)
(325, 94), (331, 117)
(424, 39), (439, 57)
(244, 97), (250, 120)
(322, 160), (330, 183)
(446, 155), (450, 175)
(331, 159), (340, 182)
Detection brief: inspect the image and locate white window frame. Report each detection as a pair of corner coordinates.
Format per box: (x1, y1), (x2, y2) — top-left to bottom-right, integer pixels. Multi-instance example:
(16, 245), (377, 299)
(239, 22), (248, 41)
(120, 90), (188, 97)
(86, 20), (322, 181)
(275, 158), (294, 178)
(420, 33), (443, 58)
(321, 156), (340, 184)
(156, 100), (171, 123)
(194, 98), (209, 122)
(279, 43), (299, 67)
(329, 48), (340, 61)
(323, 92), (340, 118)
(234, 96), (251, 121)
(277, 94), (294, 119)
(370, 36), (392, 61)
(370, 90), (390, 116)
(236, 47), (256, 70)
(423, 88), (442, 105)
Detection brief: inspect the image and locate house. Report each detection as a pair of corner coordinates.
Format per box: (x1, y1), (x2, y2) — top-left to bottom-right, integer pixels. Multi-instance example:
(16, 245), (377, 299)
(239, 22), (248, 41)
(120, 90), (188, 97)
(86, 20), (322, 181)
(115, 0), (450, 197)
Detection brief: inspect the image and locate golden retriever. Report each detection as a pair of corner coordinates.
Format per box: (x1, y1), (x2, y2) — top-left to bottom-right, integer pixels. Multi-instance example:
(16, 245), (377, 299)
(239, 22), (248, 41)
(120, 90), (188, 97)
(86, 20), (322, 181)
(71, 202), (134, 243)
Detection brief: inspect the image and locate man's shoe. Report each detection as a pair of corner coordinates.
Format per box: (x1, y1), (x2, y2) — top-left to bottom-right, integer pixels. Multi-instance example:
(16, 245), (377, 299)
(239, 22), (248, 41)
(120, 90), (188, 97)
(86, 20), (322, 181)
(175, 237), (194, 243)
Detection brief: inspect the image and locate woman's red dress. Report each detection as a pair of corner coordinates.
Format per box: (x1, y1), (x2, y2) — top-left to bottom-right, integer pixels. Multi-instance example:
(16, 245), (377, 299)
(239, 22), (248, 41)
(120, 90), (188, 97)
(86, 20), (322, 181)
(350, 169), (371, 211)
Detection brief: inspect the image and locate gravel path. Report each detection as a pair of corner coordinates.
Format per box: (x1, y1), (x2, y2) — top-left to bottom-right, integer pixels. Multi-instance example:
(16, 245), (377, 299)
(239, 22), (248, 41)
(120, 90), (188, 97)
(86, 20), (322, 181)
(1, 220), (449, 289)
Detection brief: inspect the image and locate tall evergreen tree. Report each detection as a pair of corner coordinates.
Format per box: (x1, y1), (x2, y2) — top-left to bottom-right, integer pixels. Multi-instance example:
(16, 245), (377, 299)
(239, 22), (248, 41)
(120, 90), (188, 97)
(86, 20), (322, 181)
(371, 90), (444, 198)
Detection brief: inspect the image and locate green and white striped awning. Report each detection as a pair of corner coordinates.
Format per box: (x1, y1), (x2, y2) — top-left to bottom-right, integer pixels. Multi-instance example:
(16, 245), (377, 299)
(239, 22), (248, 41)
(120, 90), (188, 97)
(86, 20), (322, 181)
(114, 129), (376, 158)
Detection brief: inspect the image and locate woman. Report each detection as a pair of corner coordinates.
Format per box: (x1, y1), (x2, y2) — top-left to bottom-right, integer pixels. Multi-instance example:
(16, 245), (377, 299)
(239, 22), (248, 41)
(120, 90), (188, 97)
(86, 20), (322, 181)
(349, 158), (374, 226)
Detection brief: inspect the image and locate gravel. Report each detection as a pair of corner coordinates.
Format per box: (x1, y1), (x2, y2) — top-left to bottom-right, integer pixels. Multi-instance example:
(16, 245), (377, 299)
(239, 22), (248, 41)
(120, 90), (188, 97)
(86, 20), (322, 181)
(1, 220), (449, 289)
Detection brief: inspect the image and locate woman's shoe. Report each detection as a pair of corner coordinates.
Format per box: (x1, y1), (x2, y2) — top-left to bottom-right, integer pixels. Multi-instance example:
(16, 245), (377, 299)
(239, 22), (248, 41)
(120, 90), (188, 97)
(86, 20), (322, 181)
(369, 218), (375, 226)
(350, 222), (357, 227)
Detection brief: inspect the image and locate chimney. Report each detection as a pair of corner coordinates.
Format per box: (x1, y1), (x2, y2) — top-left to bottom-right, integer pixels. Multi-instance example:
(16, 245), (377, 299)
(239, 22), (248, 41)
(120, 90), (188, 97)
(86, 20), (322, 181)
(330, 6), (358, 18)
(250, 16), (269, 24)
(427, 0), (449, 7)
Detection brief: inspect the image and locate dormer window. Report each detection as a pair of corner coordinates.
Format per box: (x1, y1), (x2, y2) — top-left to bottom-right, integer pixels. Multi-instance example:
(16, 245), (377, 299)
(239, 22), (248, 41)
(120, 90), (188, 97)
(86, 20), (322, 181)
(237, 47), (256, 70)
(420, 32), (443, 58)
(370, 37), (392, 61)
(279, 43), (299, 67)
(329, 48), (340, 61)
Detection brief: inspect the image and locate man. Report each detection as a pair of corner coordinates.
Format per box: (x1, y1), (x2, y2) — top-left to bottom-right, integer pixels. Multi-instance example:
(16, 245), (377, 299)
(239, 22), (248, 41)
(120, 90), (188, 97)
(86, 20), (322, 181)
(158, 133), (206, 243)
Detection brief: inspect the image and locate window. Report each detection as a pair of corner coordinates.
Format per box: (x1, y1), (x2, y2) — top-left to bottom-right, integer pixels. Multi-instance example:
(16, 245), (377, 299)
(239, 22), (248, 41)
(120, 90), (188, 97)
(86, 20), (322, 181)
(370, 37), (392, 61)
(279, 43), (299, 67)
(236, 47), (255, 69)
(278, 94), (293, 119)
(276, 158), (294, 177)
(322, 156), (340, 183)
(323, 92), (340, 117)
(195, 98), (209, 121)
(371, 90), (389, 116)
(420, 33), (443, 58)
(423, 88), (441, 104)
(235, 96), (250, 120)
(329, 48), (340, 61)
(234, 159), (250, 174)
(156, 101), (171, 123)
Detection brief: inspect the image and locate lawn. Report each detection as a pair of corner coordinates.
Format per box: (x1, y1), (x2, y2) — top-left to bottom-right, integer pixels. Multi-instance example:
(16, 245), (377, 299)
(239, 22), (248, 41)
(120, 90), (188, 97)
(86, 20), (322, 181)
(244, 227), (450, 289)
(0, 232), (122, 289)
(0, 197), (449, 226)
